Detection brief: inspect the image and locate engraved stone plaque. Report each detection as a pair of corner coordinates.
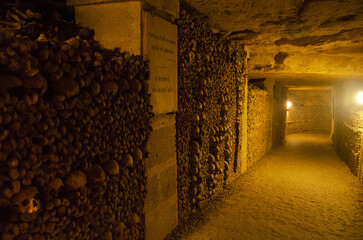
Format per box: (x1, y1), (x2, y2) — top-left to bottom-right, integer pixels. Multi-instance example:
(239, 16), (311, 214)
(143, 11), (178, 115)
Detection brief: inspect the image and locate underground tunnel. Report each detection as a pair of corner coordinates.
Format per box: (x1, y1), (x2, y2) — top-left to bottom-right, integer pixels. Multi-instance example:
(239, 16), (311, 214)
(0, 0), (362, 239)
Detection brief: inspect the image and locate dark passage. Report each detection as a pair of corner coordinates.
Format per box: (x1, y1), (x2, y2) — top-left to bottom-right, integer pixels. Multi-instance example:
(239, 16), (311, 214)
(176, 134), (363, 240)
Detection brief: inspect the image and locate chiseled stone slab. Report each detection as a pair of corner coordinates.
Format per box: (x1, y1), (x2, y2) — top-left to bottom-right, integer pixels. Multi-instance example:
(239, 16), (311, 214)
(146, 115), (175, 170)
(159, 164), (177, 200)
(143, 11), (178, 115)
(145, 163), (177, 212)
(145, 174), (160, 211)
(145, 194), (178, 240)
(145, 114), (178, 240)
(72, 1), (142, 54)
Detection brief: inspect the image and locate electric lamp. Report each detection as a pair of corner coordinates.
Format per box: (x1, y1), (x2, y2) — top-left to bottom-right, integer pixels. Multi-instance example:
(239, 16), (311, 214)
(357, 92), (363, 104)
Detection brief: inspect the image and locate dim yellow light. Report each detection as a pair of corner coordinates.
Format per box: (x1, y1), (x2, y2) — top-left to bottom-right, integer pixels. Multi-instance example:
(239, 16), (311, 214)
(287, 101), (292, 110)
(357, 92), (363, 104)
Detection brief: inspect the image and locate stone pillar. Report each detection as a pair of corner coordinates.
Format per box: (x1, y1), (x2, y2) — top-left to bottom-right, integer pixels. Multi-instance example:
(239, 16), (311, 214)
(68, 1), (179, 239)
(145, 115), (177, 239)
(272, 82), (288, 147)
(142, 9), (178, 240)
(240, 76), (248, 173)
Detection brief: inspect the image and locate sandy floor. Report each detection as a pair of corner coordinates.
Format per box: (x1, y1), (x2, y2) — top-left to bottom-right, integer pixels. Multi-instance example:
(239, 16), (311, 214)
(169, 134), (363, 240)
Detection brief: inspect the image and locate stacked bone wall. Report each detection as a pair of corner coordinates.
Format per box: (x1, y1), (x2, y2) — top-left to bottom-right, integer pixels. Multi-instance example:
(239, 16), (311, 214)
(287, 90), (332, 134)
(176, 2), (247, 221)
(338, 110), (363, 176)
(333, 83), (363, 178)
(247, 84), (273, 169)
(0, 5), (152, 240)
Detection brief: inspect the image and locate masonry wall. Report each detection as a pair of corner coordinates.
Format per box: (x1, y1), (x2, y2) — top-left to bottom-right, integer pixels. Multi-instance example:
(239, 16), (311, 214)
(0, 5), (152, 240)
(287, 90), (332, 134)
(176, 2), (247, 222)
(247, 83), (273, 168)
(333, 82), (363, 180)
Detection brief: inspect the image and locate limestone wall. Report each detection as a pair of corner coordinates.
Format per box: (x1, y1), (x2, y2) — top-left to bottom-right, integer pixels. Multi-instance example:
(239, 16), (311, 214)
(247, 83), (273, 168)
(287, 90), (332, 134)
(176, 1), (247, 222)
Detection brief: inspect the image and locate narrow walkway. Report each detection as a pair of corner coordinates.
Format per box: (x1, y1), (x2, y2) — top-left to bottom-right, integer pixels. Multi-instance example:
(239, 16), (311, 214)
(179, 134), (363, 240)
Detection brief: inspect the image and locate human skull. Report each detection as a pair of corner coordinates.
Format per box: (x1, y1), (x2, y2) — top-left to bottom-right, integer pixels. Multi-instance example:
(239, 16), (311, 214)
(11, 186), (40, 214)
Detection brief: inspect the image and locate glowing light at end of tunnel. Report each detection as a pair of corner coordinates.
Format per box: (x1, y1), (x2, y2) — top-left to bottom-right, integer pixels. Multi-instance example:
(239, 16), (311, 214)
(357, 92), (363, 105)
(287, 101), (292, 110)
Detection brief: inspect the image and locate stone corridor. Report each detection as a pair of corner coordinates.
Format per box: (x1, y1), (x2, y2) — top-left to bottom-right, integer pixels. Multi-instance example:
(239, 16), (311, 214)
(176, 134), (363, 240)
(1, 1), (363, 239)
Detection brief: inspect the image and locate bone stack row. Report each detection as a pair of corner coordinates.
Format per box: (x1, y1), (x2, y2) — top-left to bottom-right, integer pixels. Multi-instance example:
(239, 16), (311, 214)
(0, 5), (152, 240)
(176, 2), (247, 221)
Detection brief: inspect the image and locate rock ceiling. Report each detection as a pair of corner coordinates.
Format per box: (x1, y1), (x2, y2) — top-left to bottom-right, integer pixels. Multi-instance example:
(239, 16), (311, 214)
(185, 0), (363, 82)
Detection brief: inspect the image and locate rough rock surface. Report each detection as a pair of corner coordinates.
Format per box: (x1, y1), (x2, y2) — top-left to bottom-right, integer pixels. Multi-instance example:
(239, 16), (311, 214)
(185, 0), (363, 77)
